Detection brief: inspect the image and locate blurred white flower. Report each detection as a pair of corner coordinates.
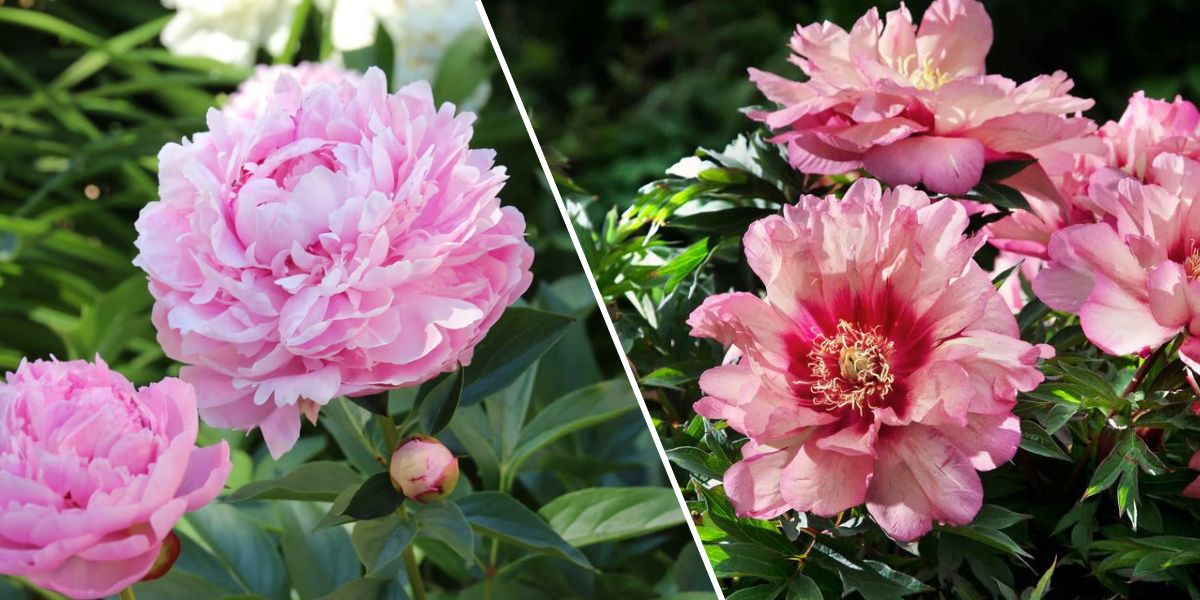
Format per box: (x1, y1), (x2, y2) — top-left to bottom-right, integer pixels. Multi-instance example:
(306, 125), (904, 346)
(161, 0), (300, 67)
(319, 0), (481, 84)
(161, 0), (482, 82)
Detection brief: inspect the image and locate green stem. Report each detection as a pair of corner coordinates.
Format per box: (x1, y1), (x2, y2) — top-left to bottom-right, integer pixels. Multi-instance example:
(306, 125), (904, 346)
(275, 0), (313, 64)
(118, 588), (137, 600)
(483, 538), (500, 600)
(398, 506), (427, 600)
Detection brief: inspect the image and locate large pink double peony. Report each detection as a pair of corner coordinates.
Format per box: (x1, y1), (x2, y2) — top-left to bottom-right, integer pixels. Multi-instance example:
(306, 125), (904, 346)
(749, 0), (1093, 195)
(689, 180), (1050, 541)
(134, 67), (534, 458)
(1033, 153), (1200, 364)
(990, 92), (1200, 262)
(0, 358), (230, 598)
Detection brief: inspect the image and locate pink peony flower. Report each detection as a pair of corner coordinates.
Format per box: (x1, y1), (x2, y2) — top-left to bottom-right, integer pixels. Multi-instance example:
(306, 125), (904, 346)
(223, 61), (363, 121)
(389, 435), (459, 502)
(989, 92), (1200, 262)
(133, 67), (534, 458)
(749, 0), (1093, 195)
(0, 358), (230, 598)
(1033, 153), (1200, 364)
(688, 180), (1051, 541)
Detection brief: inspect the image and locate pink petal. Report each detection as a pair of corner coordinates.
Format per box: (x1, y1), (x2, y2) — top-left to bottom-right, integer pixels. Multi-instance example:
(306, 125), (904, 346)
(259, 404), (302, 459)
(725, 448), (796, 519)
(1080, 275), (1179, 356)
(938, 413), (1021, 471)
(863, 136), (985, 195)
(865, 426), (983, 541)
(779, 442), (874, 516)
(1147, 261), (1193, 329)
(915, 0), (992, 79)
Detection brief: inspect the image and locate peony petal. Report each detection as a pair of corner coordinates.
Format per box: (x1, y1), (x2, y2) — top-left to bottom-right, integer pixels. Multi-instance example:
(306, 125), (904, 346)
(779, 442), (874, 516)
(865, 426), (983, 541)
(725, 448), (797, 519)
(915, 0), (992, 79)
(863, 136), (985, 195)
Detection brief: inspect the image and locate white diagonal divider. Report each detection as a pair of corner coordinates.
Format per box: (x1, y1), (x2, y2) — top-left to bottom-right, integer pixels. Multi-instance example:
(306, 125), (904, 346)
(473, 2), (725, 597)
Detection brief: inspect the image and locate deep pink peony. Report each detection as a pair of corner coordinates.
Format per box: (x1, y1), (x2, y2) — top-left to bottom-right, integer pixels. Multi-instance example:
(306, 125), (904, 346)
(0, 358), (230, 598)
(989, 92), (1200, 262)
(749, 0), (1093, 195)
(133, 67), (534, 458)
(223, 61), (363, 121)
(688, 180), (1051, 541)
(1033, 153), (1200, 363)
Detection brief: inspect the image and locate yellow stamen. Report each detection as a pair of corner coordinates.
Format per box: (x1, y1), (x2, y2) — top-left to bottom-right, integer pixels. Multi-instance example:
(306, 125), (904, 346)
(808, 321), (895, 413)
(893, 55), (950, 91)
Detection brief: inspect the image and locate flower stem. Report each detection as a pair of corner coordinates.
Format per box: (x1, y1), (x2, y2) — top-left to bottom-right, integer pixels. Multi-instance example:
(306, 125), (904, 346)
(118, 588), (137, 600)
(398, 505), (427, 600)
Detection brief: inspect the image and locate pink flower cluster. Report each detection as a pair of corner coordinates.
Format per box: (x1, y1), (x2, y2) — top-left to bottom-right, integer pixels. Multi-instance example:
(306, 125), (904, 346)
(749, 0), (1093, 195)
(689, 180), (1050, 541)
(134, 67), (533, 458)
(0, 358), (230, 598)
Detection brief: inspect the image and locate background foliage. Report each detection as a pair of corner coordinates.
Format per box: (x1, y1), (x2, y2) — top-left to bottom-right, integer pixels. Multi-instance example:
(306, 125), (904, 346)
(487, 0), (1200, 198)
(486, 0), (1200, 598)
(0, 1), (712, 598)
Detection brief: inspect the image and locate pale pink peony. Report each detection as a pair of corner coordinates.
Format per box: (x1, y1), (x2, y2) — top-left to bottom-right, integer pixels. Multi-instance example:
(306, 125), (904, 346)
(0, 358), (230, 598)
(389, 435), (459, 503)
(749, 0), (1093, 195)
(989, 92), (1200, 262)
(133, 67), (534, 458)
(223, 61), (363, 121)
(688, 180), (1051, 541)
(1033, 153), (1200, 364)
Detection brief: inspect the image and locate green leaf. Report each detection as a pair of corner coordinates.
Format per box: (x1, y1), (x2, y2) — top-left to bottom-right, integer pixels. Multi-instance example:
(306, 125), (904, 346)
(652, 238), (711, 295)
(507, 378), (639, 474)
(727, 583), (785, 600)
(278, 502), (359, 599)
(709, 542), (794, 580)
(980, 159), (1036, 183)
(229, 462), (361, 503)
(538, 486), (687, 546)
(185, 504), (288, 600)
(1019, 420), (1071, 461)
(412, 500), (475, 562)
(344, 472), (406, 520)
(351, 512), (417, 576)
(787, 575), (822, 600)
(456, 491), (593, 570)
(418, 367), (464, 435)
(460, 307), (574, 405)
(317, 576), (408, 600)
(1029, 558), (1056, 600)
(942, 523), (1031, 559)
(970, 182), (1030, 212)
(1084, 440), (1131, 500)
(667, 446), (726, 481)
(432, 28), (495, 107)
(698, 485), (794, 556)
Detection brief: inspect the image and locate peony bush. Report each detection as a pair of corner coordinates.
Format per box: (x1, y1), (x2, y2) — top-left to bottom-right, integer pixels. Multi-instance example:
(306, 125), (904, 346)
(0, 2), (714, 600)
(569, 0), (1200, 597)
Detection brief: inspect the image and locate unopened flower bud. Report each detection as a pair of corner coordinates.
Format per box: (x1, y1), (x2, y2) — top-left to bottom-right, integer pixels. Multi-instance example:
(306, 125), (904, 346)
(389, 435), (459, 503)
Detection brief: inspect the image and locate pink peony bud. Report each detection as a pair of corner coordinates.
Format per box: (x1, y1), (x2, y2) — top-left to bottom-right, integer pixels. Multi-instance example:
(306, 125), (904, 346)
(389, 435), (459, 503)
(0, 358), (231, 599)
